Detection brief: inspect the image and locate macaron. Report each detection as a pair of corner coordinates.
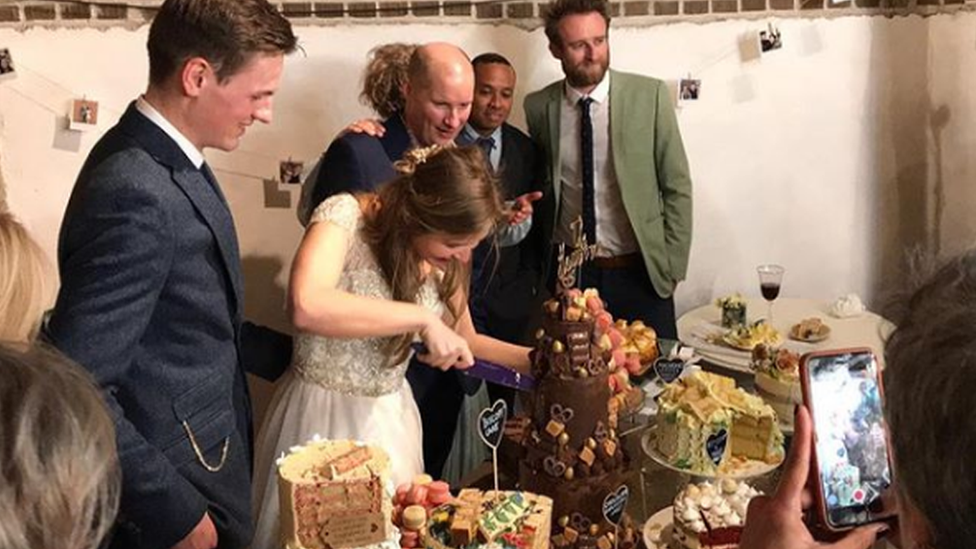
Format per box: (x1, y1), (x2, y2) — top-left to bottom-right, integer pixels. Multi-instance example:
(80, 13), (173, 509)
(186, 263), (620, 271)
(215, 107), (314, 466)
(402, 505), (427, 530)
(407, 484), (428, 506)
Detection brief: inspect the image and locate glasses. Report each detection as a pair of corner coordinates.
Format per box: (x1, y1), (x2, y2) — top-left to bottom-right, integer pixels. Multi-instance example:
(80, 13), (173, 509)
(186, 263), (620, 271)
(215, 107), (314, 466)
(757, 264), (785, 324)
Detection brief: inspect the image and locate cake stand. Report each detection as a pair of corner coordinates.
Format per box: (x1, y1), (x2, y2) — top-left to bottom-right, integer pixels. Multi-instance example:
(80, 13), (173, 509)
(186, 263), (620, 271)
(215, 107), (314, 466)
(642, 506), (674, 549)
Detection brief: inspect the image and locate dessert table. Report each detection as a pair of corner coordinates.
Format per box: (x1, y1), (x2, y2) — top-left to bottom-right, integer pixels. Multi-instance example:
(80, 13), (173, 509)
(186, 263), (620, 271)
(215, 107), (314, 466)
(622, 400), (894, 549)
(625, 302), (897, 549)
(676, 297), (894, 374)
(465, 305), (897, 548)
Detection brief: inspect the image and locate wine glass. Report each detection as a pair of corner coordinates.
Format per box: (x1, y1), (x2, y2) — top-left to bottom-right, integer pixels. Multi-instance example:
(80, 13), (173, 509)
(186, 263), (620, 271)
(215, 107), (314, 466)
(757, 264), (785, 324)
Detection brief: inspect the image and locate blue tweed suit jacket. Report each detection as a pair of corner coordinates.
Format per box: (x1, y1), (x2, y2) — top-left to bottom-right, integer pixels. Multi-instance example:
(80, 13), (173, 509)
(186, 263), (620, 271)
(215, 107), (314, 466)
(47, 104), (272, 549)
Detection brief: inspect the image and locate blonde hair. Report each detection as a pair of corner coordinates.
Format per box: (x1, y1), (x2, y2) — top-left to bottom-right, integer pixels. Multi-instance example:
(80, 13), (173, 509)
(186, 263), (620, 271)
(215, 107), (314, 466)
(0, 342), (120, 549)
(360, 43), (418, 119)
(361, 145), (505, 365)
(0, 211), (50, 342)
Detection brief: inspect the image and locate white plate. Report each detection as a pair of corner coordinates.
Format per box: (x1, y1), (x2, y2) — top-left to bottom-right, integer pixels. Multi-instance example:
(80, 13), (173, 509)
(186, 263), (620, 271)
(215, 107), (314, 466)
(684, 321), (820, 374)
(682, 323), (753, 373)
(641, 426), (783, 480)
(642, 506), (674, 549)
(789, 322), (831, 343)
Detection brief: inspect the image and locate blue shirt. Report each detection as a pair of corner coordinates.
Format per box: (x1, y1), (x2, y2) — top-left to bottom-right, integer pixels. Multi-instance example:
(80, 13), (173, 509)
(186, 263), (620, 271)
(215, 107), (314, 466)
(459, 124), (531, 248)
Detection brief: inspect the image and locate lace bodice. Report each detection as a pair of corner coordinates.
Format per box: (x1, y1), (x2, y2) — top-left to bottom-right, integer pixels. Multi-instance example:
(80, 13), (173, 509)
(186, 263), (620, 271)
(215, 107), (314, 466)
(291, 194), (443, 397)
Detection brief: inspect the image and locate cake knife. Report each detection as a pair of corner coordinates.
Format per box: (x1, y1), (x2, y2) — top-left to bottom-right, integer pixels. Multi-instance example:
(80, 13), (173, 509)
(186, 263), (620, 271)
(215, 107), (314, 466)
(409, 342), (537, 392)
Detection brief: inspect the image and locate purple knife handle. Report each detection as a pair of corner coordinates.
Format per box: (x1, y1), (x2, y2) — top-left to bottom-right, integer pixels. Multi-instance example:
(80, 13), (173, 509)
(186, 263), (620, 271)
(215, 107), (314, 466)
(410, 342), (536, 391)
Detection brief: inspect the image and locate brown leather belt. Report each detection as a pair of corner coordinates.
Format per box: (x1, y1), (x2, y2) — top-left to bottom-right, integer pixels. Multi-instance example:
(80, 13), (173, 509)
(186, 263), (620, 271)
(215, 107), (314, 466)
(591, 252), (642, 269)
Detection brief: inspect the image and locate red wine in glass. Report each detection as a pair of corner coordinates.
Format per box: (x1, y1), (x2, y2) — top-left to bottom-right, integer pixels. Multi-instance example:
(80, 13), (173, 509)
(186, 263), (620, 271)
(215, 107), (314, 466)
(761, 283), (781, 301)
(757, 265), (785, 323)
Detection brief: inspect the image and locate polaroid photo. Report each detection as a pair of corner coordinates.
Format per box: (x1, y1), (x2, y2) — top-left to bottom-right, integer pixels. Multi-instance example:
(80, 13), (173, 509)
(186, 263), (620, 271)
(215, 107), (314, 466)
(264, 178), (291, 209)
(760, 24), (783, 54)
(679, 78), (702, 103)
(0, 48), (16, 80)
(279, 159), (304, 185)
(69, 99), (100, 131)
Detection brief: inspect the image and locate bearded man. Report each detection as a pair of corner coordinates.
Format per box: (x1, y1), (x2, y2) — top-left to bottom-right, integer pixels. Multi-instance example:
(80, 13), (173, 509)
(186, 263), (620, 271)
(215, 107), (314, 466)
(524, 0), (693, 339)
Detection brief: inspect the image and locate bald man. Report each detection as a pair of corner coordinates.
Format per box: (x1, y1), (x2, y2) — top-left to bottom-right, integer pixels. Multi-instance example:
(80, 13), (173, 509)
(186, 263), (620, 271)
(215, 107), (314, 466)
(301, 42), (474, 223)
(301, 42), (475, 478)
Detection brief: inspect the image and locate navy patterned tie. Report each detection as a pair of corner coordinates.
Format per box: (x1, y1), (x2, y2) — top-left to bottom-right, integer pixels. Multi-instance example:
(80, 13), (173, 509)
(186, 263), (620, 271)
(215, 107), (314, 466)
(579, 97), (596, 246)
(476, 136), (495, 172)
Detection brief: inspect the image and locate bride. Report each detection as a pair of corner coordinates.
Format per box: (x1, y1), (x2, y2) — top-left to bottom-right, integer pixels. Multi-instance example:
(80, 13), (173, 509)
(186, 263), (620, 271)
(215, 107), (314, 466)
(251, 145), (531, 549)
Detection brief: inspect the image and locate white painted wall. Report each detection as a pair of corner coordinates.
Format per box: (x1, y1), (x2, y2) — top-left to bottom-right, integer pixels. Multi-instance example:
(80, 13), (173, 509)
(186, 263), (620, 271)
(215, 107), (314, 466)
(2, 14), (974, 335)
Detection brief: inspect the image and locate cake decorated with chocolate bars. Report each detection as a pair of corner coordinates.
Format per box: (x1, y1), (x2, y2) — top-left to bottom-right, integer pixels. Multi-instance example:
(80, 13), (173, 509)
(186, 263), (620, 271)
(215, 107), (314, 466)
(277, 439), (398, 549)
(423, 489), (552, 549)
(516, 296), (639, 547)
(510, 230), (639, 548)
(656, 371), (784, 475)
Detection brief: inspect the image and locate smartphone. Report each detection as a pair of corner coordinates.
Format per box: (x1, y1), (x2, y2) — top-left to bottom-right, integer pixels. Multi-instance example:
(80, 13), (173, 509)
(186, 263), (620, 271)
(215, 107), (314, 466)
(800, 348), (894, 531)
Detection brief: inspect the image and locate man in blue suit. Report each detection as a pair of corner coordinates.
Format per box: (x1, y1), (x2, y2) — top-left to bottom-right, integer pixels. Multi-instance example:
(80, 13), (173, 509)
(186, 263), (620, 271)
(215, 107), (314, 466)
(300, 42), (476, 479)
(298, 42), (474, 225)
(45, 1), (296, 548)
(458, 53), (544, 412)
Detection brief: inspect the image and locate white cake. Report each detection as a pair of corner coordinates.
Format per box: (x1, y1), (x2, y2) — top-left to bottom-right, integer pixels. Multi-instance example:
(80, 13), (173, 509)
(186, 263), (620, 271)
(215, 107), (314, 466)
(656, 371), (784, 474)
(671, 480), (762, 549)
(751, 344), (801, 428)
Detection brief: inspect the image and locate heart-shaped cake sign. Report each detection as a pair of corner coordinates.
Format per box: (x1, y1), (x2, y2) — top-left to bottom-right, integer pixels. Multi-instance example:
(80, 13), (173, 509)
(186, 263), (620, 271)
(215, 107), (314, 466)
(478, 399), (508, 449)
(706, 428), (728, 467)
(654, 357), (685, 384)
(602, 485), (629, 526)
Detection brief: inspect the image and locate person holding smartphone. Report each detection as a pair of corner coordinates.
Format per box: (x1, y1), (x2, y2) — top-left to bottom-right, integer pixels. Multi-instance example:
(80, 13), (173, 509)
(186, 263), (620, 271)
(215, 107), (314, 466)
(741, 252), (976, 549)
(739, 407), (888, 549)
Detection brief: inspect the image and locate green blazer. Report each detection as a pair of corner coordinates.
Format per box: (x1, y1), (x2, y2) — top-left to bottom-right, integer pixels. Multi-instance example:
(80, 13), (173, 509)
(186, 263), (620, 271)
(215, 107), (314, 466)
(524, 70), (693, 299)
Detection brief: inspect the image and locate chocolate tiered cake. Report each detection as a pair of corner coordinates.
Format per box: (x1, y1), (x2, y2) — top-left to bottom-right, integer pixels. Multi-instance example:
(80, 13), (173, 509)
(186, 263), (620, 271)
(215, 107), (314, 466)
(514, 232), (639, 548)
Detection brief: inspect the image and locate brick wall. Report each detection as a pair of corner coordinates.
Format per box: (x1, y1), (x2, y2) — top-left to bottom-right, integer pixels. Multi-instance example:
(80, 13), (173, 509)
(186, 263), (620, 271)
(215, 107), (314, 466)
(0, 0), (972, 28)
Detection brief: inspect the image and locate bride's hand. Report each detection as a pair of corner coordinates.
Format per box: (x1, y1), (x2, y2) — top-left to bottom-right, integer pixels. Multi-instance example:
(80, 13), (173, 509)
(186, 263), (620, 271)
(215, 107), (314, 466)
(419, 317), (474, 371)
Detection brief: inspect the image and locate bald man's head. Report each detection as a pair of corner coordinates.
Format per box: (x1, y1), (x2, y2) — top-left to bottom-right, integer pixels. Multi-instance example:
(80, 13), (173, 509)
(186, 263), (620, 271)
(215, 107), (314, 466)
(402, 42), (474, 146)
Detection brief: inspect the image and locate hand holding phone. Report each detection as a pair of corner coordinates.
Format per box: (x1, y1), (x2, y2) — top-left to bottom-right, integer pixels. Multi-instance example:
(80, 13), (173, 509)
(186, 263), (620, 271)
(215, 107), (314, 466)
(739, 406), (888, 549)
(800, 348), (895, 531)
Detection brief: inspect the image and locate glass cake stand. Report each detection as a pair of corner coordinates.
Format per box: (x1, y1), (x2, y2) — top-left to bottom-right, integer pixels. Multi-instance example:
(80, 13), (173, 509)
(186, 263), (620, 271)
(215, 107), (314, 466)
(642, 505), (674, 549)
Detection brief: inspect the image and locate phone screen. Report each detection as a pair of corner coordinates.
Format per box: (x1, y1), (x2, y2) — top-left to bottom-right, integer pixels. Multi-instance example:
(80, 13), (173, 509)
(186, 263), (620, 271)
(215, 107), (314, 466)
(806, 351), (891, 528)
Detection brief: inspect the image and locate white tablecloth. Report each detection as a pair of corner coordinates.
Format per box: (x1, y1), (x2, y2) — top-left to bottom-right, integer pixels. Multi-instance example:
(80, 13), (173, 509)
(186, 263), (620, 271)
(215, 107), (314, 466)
(677, 297), (894, 372)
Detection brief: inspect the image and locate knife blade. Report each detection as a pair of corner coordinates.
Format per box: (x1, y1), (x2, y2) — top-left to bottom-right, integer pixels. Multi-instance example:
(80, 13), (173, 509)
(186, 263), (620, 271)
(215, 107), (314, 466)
(410, 342), (537, 392)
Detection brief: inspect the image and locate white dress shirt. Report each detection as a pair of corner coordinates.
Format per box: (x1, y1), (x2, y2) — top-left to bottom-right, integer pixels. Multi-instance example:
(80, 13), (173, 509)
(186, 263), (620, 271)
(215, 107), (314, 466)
(135, 96), (205, 169)
(555, 72), (639, 257)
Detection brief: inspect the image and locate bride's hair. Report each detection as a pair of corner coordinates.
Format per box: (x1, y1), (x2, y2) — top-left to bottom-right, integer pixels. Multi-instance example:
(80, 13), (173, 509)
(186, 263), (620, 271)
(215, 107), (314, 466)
(361, 145), (504, 366)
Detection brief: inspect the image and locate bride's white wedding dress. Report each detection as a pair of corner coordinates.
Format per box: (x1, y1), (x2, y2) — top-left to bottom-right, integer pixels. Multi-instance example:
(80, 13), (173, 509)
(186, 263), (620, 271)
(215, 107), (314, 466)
(251, 194), (441, 549)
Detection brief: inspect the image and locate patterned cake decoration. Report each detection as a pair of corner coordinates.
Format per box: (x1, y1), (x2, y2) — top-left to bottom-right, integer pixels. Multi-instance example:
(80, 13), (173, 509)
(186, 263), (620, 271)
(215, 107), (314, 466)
(277, 438), (397, 549)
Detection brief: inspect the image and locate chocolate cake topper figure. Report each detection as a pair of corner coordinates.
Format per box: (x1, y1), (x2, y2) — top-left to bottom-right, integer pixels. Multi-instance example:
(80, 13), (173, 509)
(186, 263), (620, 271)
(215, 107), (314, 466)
(557, 217), (597, 293)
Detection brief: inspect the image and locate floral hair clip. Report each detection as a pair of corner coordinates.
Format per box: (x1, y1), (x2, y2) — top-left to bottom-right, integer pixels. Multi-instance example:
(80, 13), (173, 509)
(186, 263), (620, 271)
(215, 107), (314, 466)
(394, 144), (445, 175)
